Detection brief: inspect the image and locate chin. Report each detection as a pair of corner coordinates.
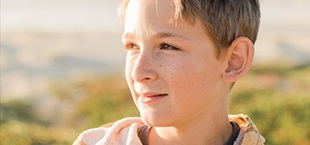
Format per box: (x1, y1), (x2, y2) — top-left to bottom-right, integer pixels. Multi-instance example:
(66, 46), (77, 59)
(139, 110), (173, 127)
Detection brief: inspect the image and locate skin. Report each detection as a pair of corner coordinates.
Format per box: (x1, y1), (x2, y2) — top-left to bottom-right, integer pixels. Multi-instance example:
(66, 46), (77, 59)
(122, 0), (254, 144)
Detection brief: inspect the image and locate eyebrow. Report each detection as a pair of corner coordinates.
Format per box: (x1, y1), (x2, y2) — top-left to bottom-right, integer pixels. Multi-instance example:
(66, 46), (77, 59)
(154, 32), (188, 40)
(122, 32), (188, 40)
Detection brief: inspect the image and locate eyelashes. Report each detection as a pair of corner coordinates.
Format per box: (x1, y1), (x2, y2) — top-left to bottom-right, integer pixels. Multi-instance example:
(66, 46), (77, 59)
(160, 43), (180, 51)
(124, 43), (139, 51)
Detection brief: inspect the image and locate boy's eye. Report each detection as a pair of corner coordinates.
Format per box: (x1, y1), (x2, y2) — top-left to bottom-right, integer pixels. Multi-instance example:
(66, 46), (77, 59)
(160, 43), (180, 51)
(124, 44), (139, 51)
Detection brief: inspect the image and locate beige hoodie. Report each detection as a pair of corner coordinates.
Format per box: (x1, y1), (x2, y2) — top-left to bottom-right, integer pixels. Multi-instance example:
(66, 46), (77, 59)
(73, 114), (265, 145)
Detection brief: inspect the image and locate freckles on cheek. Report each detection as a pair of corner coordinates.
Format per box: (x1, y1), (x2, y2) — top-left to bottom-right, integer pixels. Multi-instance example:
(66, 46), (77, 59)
(165, 64), (187, 81)
(158, 56), (189, 81)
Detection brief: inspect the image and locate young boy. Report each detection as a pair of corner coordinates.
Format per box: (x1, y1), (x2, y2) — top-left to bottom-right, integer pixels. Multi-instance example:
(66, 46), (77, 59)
(74, 0), (265, 144)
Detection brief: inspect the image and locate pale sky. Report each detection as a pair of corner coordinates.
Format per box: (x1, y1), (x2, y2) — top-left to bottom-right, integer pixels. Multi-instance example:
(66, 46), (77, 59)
(1, 0), (309, 32)
(1, 0), (122, 32)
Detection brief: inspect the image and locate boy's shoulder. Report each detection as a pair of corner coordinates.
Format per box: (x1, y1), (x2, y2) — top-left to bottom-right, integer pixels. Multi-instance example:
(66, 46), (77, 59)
(73, 117), (144, 145)
(73, 115), (265, 145)
(229, 114), (265, 145)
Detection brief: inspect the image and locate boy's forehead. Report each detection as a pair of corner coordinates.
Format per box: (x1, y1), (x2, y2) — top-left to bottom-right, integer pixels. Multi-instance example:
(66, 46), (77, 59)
(123, 0), (208, 43)
(125, 0), (175, 29)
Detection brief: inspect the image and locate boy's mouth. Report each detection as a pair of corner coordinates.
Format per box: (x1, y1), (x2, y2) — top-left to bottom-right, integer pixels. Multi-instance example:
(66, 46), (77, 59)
(138, 93), (167, 103)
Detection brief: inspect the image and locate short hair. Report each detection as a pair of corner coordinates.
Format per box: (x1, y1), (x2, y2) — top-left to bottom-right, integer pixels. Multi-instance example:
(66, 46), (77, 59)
(118, 0), (261, 54)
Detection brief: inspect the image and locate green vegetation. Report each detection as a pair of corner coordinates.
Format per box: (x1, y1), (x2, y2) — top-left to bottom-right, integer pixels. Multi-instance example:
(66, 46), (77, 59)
(230, 65), (310, 145)
(1, 65), (309, 145)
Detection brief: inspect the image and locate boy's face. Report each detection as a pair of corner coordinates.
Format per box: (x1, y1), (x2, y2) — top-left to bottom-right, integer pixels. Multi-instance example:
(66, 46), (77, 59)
(123, 0), (228, 126)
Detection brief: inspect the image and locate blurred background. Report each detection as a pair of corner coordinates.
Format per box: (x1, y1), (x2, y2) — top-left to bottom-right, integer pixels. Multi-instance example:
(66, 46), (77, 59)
(1, 0), (310, 144)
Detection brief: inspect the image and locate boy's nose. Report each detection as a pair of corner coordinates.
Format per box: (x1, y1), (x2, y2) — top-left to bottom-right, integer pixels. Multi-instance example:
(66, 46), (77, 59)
(130, 51), (157, 83)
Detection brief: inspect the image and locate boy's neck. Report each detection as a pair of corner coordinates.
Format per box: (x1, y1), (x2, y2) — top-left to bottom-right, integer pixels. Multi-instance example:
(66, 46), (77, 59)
(148, 107), (232, 145)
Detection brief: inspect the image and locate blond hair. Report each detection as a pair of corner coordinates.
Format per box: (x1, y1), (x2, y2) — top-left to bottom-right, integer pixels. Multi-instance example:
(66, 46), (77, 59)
(119, 0), (260, 53)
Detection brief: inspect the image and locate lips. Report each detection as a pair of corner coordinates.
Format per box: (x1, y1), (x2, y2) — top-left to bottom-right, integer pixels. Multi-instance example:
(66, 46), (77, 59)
(138, 93), (167, 103)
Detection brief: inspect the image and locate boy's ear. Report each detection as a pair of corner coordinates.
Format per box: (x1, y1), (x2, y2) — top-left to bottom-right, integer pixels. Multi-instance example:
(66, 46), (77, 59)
(223, 37), (254, 83)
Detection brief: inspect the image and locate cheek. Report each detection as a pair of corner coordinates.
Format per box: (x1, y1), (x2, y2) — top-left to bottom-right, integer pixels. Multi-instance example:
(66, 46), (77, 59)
(160, 59), (197, 91)
(125, 61), (131, 82)
(125, 62), (140, 107)
(125, 53), (136, 80)
(165, 57), (222, 95)
(125, 59), (135, 92)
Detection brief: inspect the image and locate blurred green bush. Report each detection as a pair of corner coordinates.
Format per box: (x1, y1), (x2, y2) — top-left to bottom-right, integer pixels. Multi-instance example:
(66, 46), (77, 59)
(1, 65), (309, 145)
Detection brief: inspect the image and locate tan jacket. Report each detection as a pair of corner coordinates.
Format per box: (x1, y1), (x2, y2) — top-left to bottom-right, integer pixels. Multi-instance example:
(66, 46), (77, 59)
(73, 114), (265, 145)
